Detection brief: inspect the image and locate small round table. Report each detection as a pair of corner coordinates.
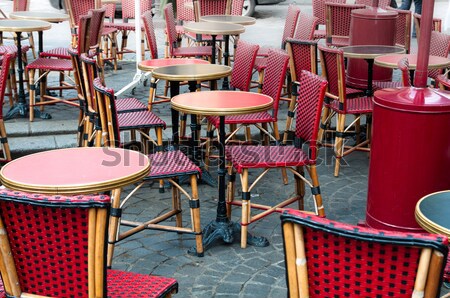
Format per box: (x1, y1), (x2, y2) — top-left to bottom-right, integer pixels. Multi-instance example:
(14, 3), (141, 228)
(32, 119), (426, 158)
(138, 58), (209, 72)
(9, 11), (69, 23)
(375, 54), (450, 70)
(342, 45), (405, 95)
(200, 15), (256, 26)
(0, 147), (150, 266)
(172, 90), (273, 251)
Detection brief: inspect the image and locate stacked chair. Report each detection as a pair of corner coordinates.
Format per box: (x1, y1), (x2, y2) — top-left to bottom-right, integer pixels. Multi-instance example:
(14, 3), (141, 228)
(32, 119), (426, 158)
(0, 189), (178, 297)
(226, 70), (327, 248)
(281, 209), (448, 297)
(0, 52), (13, 163)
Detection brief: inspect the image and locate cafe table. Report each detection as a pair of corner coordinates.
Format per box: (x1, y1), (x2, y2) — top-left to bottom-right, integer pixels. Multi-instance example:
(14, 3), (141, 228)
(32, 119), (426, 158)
(9, 11), (69, 23)
(415, 190), (450, 287)
(0, 19), (51, 120)
(375, 53), (450, 70)
(0, 147), (150, 266)
(342, 45), (405, 96)
(171, 90), (273, 251)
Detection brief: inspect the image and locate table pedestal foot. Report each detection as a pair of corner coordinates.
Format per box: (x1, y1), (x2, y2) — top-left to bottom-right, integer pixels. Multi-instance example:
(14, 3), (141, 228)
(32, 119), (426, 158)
(5, 103), (52, 120)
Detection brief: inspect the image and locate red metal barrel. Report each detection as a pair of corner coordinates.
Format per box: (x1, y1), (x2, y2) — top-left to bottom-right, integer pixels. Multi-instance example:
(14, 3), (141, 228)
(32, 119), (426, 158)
(366, 87), (450, 232)
(347, 8), (397, 89)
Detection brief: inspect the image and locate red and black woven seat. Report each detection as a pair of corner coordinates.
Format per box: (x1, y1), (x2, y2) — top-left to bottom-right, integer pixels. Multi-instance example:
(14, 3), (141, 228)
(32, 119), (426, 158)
(318, 43), (373, 177)
(0, 189), (178, 297)
(374, 57), (411, 90)
(40, 46), (70, 59)
(226, 70), (328, 248)
(146, 150), (201, 179)
(117, 109), (166, 130)
(281, 209), (449, 297)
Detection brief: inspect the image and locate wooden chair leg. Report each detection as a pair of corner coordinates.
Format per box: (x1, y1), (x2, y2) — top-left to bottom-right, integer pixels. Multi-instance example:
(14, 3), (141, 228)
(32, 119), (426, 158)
(172, 180), (182, 227)
(334, 113), (346, 177)
(28, 69), (35, 122)
(317, 105), (330, 143)
(240, 168), (249, 248)
(189, 174), (204, 256)
(107, 188), (122, 267)
(28, 33), (36, 59)
(309, 164), (325, 217)
(295, 166), (305, 211)
(204, 121), (213, 171)
(226, 162), (235, 220)
(257, 71), (264, 94)
(0, 120), (11, 161)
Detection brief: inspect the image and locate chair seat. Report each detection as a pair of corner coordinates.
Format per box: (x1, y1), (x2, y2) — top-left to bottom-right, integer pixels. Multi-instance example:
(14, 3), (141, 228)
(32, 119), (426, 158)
(330, 96), (373, 114)
(314, 29), (326, 39)
(102, 27), (118, 35)
(107, 269), (178, 297)
(173, 46), (212, 57)
(105, 22), (144, 31)
(373, 81), (403, 90)
(118, 110), (166, 129)
(116, 97), (148, 113)
(40, 47), (70, 59)
(26, 58), (73, 71)
(146, 150), (201, 179)
(0, 44), (30, 55)
(327, 37), (350, 47)
(207, 111), (274, 127)
(226, 145), (312, 173)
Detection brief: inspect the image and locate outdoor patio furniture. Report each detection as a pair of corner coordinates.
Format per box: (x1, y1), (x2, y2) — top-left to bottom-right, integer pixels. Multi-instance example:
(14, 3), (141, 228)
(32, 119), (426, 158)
(283, 39), (318, 145)
(0, 189), (178, 297)
(312, 0), (345, 39)
(7, 0), (36, 58)
(281, 209), (448, 297)
(424, 31), (450, 82)
(386, 6), (412, 53)
(354, 0), (390, 9)
(413, 12), (442, 43)
(436, 69), (450, 90)
(325, 2), (365, 47)
(226, 70), (327, 248)
(373, 57), (411, 89)
(317, 43), (372, 177)
(0, 52), (13, 163)
(93, 77), (205, 258)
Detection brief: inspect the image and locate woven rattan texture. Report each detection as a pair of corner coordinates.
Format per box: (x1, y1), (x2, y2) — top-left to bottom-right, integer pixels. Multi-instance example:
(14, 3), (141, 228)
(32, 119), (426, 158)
(355, 0), (390, 9)
(121, 0), (152, 19)
(427, 31), (450, 79)
(199, 0), (228, 16)
(107, 270), (178, 297)
(327, 3), (364, 38)
(206, 111), (273, 128)
(148, 150), (201, 178)
(230, 0), (244, 15)
(312, 0), (345, 25)
(142, 11), (158, 59)
(281, 4), (300, 49)
(293, 12), (318, 41)
(40, 47), (70, 59)
(288, 40), (317, 81)
(177, 0), (195, 22)
(115, 97), (147, 113)
(230, 40), (259, 91)
(118, 110), (166, 129)
(0, 53), (12, 117)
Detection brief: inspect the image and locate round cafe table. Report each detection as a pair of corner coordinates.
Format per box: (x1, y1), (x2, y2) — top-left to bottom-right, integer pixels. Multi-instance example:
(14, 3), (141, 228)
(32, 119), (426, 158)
(0, 147), (150, 266)
(375, 54), (450, 70)
(138, 58), (210, 72)
(0, 19), (51, 120)
(199, 15), (256, 26)
(9, 11), (69, 23)
(171, 90), (273, 251)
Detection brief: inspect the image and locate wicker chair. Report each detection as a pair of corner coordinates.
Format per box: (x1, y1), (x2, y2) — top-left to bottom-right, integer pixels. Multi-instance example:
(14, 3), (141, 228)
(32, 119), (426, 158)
(0, 189), (178, 297)
(325, 2), (365, 47)
(386, 7), (412, 53)
(281, 209), (448, 298)
(373, 57), (411, 90)
(226, 70), (327, 248)
(436, 69), (450, 91)
(93, 77), (204, 264)
(413, 13), (442, 43)
(0, 52), (13, 163)
(317, 43), (372, 177)
(426, 31), (450, 82)
(354, 0), (391, 9)
(312, 0), (345, 39)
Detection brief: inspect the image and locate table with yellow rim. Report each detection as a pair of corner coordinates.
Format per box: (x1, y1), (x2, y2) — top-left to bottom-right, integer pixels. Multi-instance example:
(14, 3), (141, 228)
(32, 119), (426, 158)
(171, 90), (274, 251)
(374, 53), (450, 70)
(199, 15), (256, 26)
(9, 11), (69, 23)
(415, 190), (450, 237)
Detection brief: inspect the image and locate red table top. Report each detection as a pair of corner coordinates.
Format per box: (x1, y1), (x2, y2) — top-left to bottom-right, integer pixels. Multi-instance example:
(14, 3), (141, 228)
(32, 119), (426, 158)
(171, 91), (273, 116)
(374, 54), (450, 70)
(138, 58), (209, 71)
(0, 147), (150, 195)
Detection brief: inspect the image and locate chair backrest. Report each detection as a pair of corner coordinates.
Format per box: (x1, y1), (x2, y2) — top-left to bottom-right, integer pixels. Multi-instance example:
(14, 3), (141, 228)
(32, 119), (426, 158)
(230, 39), (259, 91)
(193, 0), (230, 21)
(230, 0), (244, 15)
(294, 71), (327, 162)
(428, 31), (450, 79)
(80, 53), (103, 124)
(261, 49), (289, 121)
(0, 189), (111, 297)
(164, 3), (179, 56)
(413, 13), (442, 43)
(397, 57), (411, 87)
(286, 39), (318, 82)
(121, 0), (153, 21)
(280, 4), (301, 50)
(13, 0), (29, 11)
(293, 12), (319, 41)
(103, 3), (116, 22)
(88, 7), (106, 51)
(142, 10), (158, 59)
(312, 0), (345, 26)
(281, 209), (448, 298)
(318, 43), (347, 108)
(64, 0), (100, 31)
(354, 0), (390, 9)
(386, 7), (412, 53)
(325, 3), (365, 46)
(437, 70), (450, 91)
(0, 53), (12, 119)
(176, 0), (195, 22)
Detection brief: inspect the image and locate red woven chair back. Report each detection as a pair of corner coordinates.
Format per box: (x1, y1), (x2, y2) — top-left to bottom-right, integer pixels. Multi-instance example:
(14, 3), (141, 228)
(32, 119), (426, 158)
(293, 12), (319, 41)
(164, 3), (179, 56)
(397, 57), (411, 87)
(230, 0), (244, 15)
(427, 31), (450, 80)
(103, 3), (116, 21)
(197, 0), (229, 17)
(80, 53), (102, 116)
(281, 209), (449, 297)
(286, 39), (318, 82)
(142, 10), (158, 59)
(312, 0), (345, 26)
(318, 43), (346, 102)
(325, 3), (365, 45)
(13, 0), (29, 11)
(294, 71), (327, 161)
(88, 7), (106, 51)
(0, 190), (110, 297)
(355, 0), (390, 9)
(280, 4), (300, 50)
(0, 53), (12, 119)
(176, 0), (195, 22)
(230, 40), (259, 91)
(261, 49), (289, 121)
(64, 0), (98, 30)
(386, 7), (412, 53)
(121, 0), (152, 20)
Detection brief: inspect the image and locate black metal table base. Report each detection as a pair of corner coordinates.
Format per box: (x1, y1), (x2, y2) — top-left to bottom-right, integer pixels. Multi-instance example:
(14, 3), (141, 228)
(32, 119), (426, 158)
(188, 220), (269, 254)
(5, 103), (51, 120)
